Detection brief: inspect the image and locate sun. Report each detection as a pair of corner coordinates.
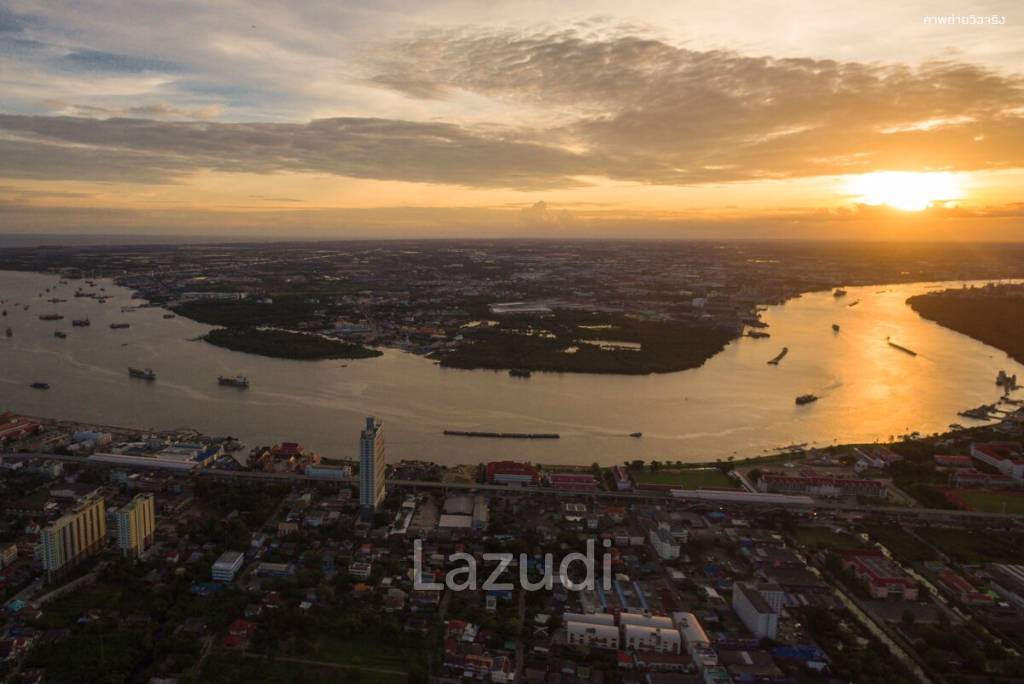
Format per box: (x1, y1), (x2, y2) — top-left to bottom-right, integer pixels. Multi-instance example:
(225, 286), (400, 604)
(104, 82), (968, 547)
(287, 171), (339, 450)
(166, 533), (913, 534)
(845, 171), (963, 211)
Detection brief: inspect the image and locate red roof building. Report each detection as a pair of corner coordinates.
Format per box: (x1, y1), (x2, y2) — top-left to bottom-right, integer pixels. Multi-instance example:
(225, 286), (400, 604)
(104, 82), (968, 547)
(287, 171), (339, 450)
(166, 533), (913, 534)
(548, 473), (599, 491)
(486, 461), (540, 485)
(840, 550), (918, 600)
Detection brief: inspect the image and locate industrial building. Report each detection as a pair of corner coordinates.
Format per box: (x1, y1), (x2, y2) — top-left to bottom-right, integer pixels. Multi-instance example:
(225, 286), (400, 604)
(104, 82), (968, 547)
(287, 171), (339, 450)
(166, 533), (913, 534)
(732, 583), (781, 640)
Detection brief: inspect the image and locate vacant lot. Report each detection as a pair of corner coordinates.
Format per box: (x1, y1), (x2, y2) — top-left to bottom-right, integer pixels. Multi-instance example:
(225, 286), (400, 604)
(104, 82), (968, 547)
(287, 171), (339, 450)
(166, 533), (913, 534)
(914, 527), (1021, 564)
(864, 525), (938, 562)
(632, 468), (739, 489)
(794, 526), (865, 551)
(958, 491), (1024, 515)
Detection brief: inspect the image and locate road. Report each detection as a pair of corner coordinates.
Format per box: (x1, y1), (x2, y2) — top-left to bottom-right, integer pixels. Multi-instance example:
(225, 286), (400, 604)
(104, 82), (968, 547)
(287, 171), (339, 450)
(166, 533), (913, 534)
(6, 451), (1024, 522)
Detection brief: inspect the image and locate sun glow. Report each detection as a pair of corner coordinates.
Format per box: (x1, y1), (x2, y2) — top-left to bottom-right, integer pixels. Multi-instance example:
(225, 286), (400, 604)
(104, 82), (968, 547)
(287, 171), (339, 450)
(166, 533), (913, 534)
(845, 171), (963, 211)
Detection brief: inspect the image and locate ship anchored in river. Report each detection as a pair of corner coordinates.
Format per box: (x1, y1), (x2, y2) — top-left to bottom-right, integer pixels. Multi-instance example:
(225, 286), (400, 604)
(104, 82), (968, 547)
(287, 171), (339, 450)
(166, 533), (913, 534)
(218, 375), (250, 388)
(886, 337), (917, 356)
(767, 347), (789, 365)
(129, 367), (157, 381)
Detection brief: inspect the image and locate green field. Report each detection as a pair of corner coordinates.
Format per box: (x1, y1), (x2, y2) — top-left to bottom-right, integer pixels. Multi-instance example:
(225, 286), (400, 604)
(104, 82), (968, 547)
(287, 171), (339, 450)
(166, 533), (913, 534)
(958, 491), (1024, 514)
(864, 526), (938, 562)
(915, 527), (1021, 564)
(793, 526), (865, 550)
(632, 468), (739, 489)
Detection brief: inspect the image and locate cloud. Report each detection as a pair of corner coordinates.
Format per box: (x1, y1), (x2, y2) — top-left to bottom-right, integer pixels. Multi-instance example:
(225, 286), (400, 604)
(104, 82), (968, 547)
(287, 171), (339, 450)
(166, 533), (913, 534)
(1, 25), (1023, 192)
(370, 28), (1024, 183)
(519, 200), (574, 226)
(0, 114), (591, 188)
(41, 100), (224, 121)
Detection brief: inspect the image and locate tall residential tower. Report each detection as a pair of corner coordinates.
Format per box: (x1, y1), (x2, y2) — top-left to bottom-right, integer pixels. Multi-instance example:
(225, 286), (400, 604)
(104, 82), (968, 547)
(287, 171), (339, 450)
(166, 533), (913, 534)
(359, 416), (386, 511)
(116, 493), (155, 558)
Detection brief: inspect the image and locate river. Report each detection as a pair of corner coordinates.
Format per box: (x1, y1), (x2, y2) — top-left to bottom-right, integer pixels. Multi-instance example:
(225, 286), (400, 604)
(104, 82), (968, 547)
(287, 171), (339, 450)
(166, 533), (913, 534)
(1, 270), (1020, 465)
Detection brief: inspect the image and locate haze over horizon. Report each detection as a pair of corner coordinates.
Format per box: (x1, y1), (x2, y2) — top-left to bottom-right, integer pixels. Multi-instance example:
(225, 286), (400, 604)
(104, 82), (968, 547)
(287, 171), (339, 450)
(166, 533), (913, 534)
(1, 1), (1023, 240)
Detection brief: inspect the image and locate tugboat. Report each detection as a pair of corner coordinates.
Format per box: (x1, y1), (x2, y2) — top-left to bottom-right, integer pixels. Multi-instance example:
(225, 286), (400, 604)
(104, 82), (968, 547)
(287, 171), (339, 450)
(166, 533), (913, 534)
(833, 288), (847, 298)
(218, 375), (250, 388)
(54, 331), (67, 339)
(509, 368), (532, 378)
(72, 318), (91, 327)
(129, 367), (157, 381)
(795, 394), (818, 405)
(30, 382), (50, 390)
(832, 323), (840, 332)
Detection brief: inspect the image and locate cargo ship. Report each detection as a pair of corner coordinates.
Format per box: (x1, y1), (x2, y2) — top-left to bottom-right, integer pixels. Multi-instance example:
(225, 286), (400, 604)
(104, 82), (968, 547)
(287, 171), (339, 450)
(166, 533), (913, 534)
(629, 432), (643, 438)
(795, 394), (818, 405)
(443, 430), (559, 439)
(129, 367), (157, 381)
(886, 339), (917, 356)
(110, 322), (130, 329)
(767, 347), (789, 365)
(72, 318), (91, 327)
(38, 313), (63, 321)
(218, 375), (250, 388)
(30, 382), (50, 390)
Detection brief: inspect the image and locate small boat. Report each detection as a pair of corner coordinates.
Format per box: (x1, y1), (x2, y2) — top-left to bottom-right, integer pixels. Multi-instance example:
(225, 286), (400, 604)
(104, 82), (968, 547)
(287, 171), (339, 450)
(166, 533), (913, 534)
(795, 394), (818, 405)
(72, 318), (91, 327)
(767, 347), (789, 365)
(832, 323), (840, 332)
(30, 382), (50, 390)
(54, 331), (67, 339)
(110, 323), (130, 329)
(1, 309), (6, 317)
(38, 313), (63, 321)
(509, 368), (532, 378)
(129, 367), (157, 381)
(218, 375), (250, 388)
(746, 330), (770, 339)
(847, 300), (860, 307)
(5, 327), (11, 338)
(833, 289), (847, 298)
(629, 432), (643, 438)
(163, 313), (176, 319)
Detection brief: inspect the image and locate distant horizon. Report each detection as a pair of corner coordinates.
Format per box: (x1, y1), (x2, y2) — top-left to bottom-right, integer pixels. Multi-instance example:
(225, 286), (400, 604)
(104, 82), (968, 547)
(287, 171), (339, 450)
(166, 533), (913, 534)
(1, 1), (1022, 240)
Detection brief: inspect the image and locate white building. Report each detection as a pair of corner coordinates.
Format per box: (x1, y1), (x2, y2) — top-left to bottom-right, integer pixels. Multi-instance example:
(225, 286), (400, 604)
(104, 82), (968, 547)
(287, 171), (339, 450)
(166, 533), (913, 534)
(566, 620), (620, 650)
(116, 493), (155, 558)
(649, 526), (681, 560)
(970, 443), (1024, 481)
(359, 417), (386, 511)
(622, 624), (682, 654)
(212, 550), (244, 582)
(732, 583), (780, 640)
(674, 612), (711, 655)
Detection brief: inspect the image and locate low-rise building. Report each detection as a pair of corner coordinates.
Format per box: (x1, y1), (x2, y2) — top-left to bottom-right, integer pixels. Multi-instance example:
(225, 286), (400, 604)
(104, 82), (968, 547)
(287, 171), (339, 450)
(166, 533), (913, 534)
(486, 461), (540, 486)
(840, 550), (918, 600)
(970, 442), (1024, 481)
(732, 583), (780, 640)
(649, 526), (681, 560)
(211, 551), (244, 582)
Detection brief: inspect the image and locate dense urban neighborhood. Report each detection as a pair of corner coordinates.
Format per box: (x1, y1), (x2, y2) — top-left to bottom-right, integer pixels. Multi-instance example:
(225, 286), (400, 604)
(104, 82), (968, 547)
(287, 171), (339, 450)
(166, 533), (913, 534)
(2, 405), (1024, 683)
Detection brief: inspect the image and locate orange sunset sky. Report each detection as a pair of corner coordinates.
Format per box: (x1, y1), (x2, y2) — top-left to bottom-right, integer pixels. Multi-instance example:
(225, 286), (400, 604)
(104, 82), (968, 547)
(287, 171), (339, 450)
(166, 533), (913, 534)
(0, 1), (1022, 239)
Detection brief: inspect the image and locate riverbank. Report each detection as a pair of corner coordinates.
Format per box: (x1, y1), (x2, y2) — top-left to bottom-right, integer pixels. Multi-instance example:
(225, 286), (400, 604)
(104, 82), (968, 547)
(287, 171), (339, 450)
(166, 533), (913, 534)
(907, 284), (1024, 364)
(203, 327), (382, 361)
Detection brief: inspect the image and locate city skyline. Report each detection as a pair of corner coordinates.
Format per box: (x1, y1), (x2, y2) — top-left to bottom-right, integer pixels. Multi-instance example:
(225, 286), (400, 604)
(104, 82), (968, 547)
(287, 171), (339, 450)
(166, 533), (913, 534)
(1, 1), (1022, 240)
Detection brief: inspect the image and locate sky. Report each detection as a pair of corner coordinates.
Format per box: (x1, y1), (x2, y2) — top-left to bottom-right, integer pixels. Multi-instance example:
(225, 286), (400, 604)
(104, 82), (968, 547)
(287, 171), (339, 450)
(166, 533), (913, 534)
(0, 0), (1022, 240)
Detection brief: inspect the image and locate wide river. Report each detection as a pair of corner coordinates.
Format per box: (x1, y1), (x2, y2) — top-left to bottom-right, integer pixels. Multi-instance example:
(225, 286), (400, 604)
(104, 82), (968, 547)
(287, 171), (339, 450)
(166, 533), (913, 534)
(1, 270), (1021, 466)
